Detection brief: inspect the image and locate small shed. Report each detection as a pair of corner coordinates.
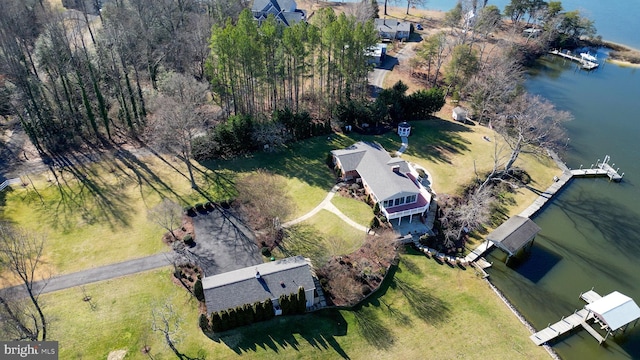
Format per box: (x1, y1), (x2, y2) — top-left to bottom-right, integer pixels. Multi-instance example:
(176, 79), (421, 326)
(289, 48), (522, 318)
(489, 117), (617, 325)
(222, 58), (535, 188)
(585, 291), (640, 340)
(397, 122), (411, 137)
(487, 215), (541, 264)
(452, 106), (468, 122)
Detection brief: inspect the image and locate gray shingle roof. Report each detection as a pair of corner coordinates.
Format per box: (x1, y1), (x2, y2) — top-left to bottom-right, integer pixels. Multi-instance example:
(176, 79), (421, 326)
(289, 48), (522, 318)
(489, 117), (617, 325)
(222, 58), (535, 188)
(203, 256), (315, 313)
(332, 142), (420, 201)
(487, 215), (541, 256)
(374, 19), (411, 36)
(252, 0), (273, 12)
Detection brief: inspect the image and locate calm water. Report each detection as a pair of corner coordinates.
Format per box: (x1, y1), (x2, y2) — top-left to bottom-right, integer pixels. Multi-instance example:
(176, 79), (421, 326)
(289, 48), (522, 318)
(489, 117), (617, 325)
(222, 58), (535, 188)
(475, 2), (640, 360)
(356, 0), (640, 356)
(402, 1), (640, 359)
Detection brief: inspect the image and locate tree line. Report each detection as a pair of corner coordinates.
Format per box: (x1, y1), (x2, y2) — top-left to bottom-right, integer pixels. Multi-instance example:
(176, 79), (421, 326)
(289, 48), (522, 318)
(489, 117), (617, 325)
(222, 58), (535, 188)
(0, 0), (241, 153)
(207, 8), (379, 119)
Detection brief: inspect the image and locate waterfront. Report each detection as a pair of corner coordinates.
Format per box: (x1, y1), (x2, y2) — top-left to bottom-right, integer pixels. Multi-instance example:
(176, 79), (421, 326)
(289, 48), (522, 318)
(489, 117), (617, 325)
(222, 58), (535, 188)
(413, 1), (640, 359)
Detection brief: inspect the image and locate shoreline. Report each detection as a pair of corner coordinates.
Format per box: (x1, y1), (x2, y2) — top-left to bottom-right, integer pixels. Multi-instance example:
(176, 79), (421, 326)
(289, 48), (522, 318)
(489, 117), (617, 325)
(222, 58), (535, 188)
(588, 39), (640, 67)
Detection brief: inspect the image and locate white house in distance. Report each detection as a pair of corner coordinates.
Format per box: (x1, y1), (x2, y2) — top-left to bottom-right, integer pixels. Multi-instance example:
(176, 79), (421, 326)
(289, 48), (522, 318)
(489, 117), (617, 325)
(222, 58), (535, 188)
(252, 0), (306, 27)
(202, 256), (318, 315)
(375, 18), (411, 41)
(452, 106), (468, 122)
(331, 141), (432, 224)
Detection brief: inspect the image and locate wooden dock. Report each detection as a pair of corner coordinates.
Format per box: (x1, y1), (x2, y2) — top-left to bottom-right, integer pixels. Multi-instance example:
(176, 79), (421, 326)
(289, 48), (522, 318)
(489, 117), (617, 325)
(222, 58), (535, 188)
(530, 289), (608, 346)
(580, 289), (602, 304)
(530, 309), (599, 345)
(519, 156), (623, 218)
(549, 49), (599, 70)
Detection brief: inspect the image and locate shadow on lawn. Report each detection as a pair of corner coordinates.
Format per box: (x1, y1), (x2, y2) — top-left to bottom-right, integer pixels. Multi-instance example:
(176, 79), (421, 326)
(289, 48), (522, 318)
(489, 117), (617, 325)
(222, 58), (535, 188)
(389, 118), (473, 164)
(37, 152), (135, 231)
(210, 310), (351, 359)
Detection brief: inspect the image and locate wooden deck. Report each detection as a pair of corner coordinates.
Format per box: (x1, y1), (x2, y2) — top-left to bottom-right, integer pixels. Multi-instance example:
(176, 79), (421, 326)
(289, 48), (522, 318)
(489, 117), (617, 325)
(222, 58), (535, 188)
(580, 290), (602, 304)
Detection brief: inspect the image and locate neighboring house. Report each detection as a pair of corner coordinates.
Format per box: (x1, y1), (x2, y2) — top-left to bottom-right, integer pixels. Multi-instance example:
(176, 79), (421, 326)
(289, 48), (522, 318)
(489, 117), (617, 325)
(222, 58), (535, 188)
(366, 43), (387, 66)
(202, 256), (318, 315)
(452, 106), (468, 122)
(62, 0), (103, 14)
(252, 0), (306, 27)
(522, 28), (542, 38)
(331, 141), (432, 224)
(375, 18), (411, 41)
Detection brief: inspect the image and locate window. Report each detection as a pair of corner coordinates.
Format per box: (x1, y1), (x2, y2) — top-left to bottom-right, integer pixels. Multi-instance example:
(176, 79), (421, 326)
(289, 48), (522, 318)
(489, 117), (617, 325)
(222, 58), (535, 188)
(394, 197), (405, 206)
(406, 195), (417, 204)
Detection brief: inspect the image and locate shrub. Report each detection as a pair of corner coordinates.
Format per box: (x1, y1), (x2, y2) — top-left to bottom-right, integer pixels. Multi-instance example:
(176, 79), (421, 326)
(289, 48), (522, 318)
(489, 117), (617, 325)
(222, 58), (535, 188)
(183, 234), (193, 243)
(261, 247), (271, 257)
(199, 314), (210, 332)
(173, 269), (182, 282)
(193, 279), (205, 301)
(297, 286), (307, 313)
(326, 153), (335, 168)
(211, 312), (223, 332)
(370, 216), (381, 229)
(373, 202), (380, 215)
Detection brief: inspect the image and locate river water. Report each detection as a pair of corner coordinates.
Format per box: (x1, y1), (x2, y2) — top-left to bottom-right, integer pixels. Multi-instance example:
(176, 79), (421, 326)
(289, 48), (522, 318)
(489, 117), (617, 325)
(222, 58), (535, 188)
(405, 1), (640, 359)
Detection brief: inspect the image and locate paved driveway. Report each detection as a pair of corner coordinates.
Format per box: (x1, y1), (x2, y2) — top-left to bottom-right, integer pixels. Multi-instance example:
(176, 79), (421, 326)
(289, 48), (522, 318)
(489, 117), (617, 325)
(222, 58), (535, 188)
(188, 206), (262, 277)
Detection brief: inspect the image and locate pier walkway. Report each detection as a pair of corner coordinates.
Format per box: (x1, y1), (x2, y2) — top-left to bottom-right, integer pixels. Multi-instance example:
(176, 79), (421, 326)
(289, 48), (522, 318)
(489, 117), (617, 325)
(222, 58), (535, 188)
(519, 156), (622, 218)
(549, 49), (599, 70)
(530, 289), (612, 346)
(530, 308), (600, 345)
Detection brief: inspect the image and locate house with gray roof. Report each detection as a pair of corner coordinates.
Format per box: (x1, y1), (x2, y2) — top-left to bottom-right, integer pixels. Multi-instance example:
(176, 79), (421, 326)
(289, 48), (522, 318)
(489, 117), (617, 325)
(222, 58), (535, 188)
(375, 18), (411, 41)
(202, 256), (318, 314)
(331, 141), (432, 224)
(252, 0), (306, 27)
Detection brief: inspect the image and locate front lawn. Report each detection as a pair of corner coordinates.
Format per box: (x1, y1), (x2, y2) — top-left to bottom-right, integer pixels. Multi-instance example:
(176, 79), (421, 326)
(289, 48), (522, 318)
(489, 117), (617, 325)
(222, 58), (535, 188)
(274, 210), (367, 266)
(330, 194), (374, 227)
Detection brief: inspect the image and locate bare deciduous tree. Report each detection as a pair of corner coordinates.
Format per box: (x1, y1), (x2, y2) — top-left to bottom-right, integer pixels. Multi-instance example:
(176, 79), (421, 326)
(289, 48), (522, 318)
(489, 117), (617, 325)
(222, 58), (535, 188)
(148, 72), (209, 189)
(465, 55), (523, 122)
(478, 93), (572, 190)
(0, 224), (48, 341)
(438, 188), (492, 249)
(151, 302), (186, 359)
(235, 170), (293, 241)
(148, 198), (184, 240)
(346, 0), (377, 23)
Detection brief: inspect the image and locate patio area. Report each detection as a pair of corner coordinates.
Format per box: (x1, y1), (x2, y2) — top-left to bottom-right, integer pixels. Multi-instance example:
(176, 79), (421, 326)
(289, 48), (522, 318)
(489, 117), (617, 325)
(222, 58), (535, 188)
(389, 216), (432, 237)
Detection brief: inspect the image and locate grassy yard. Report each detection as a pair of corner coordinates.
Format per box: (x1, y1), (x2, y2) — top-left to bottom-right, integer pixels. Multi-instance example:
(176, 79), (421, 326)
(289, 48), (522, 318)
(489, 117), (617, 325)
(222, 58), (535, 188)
(330, 194), (374, 227)
(42, 250), (549, 359)
(274, 210), (367, 265)
(0, 117), (560, 277)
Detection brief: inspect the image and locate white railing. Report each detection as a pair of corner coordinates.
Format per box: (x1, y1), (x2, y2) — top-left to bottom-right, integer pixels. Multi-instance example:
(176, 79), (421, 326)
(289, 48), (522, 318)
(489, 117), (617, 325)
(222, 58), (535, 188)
(0, 178), (21, 191)
(381, 203), (430, 221)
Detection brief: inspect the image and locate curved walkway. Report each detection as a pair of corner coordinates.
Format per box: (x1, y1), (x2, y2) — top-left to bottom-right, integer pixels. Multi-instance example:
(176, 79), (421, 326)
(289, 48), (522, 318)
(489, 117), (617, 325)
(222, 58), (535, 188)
(282, 185), (369, 232)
